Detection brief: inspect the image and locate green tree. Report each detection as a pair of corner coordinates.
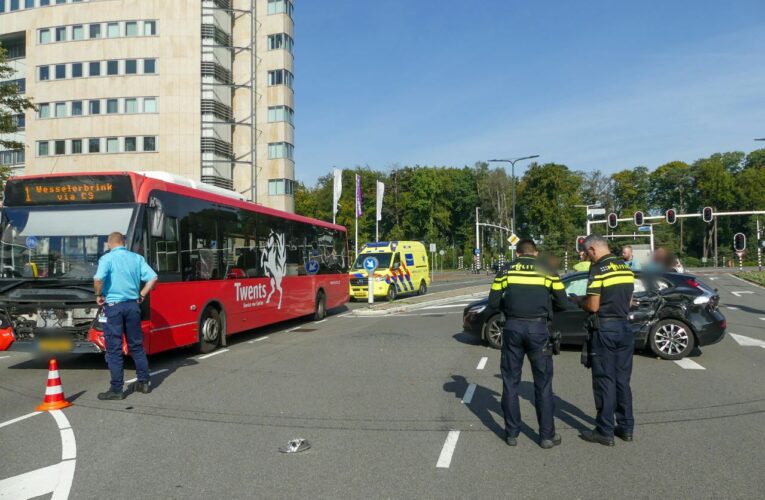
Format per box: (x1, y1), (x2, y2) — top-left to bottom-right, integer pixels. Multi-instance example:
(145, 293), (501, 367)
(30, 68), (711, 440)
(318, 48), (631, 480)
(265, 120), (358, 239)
(650, 161), (693, 254)
(610, 166), (650, 213)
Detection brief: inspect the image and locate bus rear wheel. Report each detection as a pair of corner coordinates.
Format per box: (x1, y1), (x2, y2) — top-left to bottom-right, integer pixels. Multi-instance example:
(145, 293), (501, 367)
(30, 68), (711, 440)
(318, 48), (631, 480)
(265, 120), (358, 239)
(314, 291), (327, 321)
(197, 307), (222, 354)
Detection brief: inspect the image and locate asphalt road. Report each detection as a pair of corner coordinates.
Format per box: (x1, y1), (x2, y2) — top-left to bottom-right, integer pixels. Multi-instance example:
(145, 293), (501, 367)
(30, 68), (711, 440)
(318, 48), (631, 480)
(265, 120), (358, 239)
(1, 271), (764, 499)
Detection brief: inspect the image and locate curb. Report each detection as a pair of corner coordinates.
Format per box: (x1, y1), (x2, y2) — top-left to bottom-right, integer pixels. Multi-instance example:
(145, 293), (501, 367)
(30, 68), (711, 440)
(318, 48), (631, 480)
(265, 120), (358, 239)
(352, 288), (488, 317)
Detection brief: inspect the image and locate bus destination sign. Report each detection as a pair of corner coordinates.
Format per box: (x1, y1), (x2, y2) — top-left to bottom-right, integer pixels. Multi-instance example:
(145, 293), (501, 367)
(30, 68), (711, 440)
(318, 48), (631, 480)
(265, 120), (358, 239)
(3, 175), (135, 206)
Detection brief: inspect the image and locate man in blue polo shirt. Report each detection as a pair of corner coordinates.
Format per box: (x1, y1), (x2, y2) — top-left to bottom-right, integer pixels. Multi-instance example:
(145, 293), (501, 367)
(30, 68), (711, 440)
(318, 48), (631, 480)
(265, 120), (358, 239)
(94, 232), (158, 400)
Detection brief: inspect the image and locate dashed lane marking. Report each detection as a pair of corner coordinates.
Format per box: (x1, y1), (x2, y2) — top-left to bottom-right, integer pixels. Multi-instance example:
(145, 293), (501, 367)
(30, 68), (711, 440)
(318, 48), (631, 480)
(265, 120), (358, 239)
(436, 431), (461, 469)
(726, 306), (740, 311)
(759, 317), (765, 322)
(476, 357), (488, 370)
(125, 369), (169, 385)
(674, 359), (705, 370)
(315, 319), (327, 324)
(731, 291), (755, 298)
(197, 348), (230, 360)
(461, 383), (477, 404)
(0, 411), (41, 430)
(420, 304), (471, 310)
(729, 333), (765, 348)
(0, 355), (11, 359)
(247, 336), (270, 344)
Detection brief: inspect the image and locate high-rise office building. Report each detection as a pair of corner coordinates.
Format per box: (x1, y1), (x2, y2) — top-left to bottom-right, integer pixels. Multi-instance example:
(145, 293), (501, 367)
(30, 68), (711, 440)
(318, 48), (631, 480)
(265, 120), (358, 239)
(0, 0), (295, 211)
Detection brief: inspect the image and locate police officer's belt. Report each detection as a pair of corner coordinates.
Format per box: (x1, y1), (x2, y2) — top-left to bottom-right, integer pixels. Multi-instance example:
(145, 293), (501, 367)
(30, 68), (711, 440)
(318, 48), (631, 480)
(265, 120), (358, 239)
(506, 317), (547, 323)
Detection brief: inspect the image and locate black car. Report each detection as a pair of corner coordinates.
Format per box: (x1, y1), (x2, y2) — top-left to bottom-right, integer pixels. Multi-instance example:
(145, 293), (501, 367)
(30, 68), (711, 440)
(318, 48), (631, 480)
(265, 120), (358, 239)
(462, 271), (726, 360)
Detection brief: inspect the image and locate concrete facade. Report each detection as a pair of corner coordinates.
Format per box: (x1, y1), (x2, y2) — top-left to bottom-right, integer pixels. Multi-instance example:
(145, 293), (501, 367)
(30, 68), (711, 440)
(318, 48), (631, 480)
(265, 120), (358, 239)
(0, 0), (295, 212)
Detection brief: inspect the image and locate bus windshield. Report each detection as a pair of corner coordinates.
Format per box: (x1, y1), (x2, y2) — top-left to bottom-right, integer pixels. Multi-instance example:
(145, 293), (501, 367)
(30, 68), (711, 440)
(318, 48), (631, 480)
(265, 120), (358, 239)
(0, 205), (135, 280)
(352, 252), (396, 270)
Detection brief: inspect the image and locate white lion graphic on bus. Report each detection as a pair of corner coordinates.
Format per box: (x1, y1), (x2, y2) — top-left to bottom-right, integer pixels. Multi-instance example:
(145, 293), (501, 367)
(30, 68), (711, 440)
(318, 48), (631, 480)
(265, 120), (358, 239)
(261, 230), (286, 309)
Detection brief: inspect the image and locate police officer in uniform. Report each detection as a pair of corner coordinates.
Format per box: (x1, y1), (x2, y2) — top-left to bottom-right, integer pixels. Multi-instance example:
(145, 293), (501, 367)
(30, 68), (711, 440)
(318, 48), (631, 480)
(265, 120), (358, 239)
(488, 239), (569, 449)
(579, 234), (635, 446)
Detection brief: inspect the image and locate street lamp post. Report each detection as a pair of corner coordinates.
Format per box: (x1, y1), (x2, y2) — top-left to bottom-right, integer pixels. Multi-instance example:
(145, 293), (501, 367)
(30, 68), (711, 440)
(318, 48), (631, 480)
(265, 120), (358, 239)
(488, 155), (540, 259)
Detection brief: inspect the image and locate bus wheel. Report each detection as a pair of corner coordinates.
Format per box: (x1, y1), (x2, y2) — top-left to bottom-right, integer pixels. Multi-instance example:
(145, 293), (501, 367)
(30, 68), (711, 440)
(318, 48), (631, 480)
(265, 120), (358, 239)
(314, 291), (327, 321)
(197, 307), (222, 354)
(386, 285), (397, 302)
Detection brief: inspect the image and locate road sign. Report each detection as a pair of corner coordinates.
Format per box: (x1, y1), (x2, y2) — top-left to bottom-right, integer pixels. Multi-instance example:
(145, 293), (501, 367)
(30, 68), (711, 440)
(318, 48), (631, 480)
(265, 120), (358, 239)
(25, 236), (38, 249)
(638, 226), (651, 232)
(305, 260), (319, 275)
(507, 233), (520, 246)
(587, 207), (606, 217)
(474, 248), (481, 256)
(363, 257), (378, 272)
(429, 243), (436, 253)
(439, 249), (445, 256)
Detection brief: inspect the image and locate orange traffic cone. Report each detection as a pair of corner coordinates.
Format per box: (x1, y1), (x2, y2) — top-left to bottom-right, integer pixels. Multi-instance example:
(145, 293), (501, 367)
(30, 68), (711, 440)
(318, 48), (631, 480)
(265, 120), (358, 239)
(35, 358), (72, 411)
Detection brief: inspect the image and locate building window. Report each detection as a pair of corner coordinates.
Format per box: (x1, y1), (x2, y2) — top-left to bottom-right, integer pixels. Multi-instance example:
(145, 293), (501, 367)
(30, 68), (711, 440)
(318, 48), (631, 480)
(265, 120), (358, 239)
(89, 100), (100, 114)
(143, 59), (156, 74)
(88, 138), (100, 153)
(125, 98), (137, 113)
(268, 179), (294, 196)
(38, 103), (50, 118)
(55, 26), (66, 42)
(55, 102), (66, 117)
(72, 139), (82, 154)
(40, 0), (50, 6)
(39, 29), (51, 44)
(267, 0), (293, 17)
(268, 105), (294, 124)
(89, 23), (101, 39)
(55, 140), (66, 155)
(143, 97), (157, 113)
(89, 61), (101, 76)
(143, 136), (156, 152)
(144, 21), (156, 36)
(125, 21), (138, 37)
(124, 136), (137, 152)
(38, 141), (49, 156)
(125, 59), (137, 74)
(55, 64), (66, 79)
(25, 0), (34, 8)
(267, 69), (293, 87)
(107, 23), (120, 38)
(267, 33), (294, 52)
(72, 63), (83, 78)
(106, 137), (118, 153)
(268, 142), (294, 160)
(72, 101), (83, 116)
(106, 99), (119, 114)
(107, 60), (119, 75)
(72, 25), (84, 40)
(39, 66), (50, 81)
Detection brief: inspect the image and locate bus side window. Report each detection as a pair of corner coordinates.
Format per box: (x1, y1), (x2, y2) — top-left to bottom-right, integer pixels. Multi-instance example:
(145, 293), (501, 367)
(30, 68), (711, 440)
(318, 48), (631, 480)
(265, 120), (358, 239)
(153, 216), (179, 273)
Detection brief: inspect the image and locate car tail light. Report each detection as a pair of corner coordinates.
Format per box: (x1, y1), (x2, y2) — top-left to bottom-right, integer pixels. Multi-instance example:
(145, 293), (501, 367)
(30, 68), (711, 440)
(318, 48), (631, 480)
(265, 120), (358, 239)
(720, 319), (727, 329)
(686, 279), (701, 289)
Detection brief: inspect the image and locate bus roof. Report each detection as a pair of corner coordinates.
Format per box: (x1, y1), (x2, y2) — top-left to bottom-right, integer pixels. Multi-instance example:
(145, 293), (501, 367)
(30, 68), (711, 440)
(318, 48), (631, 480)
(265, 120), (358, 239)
(5, 171), (346, 233)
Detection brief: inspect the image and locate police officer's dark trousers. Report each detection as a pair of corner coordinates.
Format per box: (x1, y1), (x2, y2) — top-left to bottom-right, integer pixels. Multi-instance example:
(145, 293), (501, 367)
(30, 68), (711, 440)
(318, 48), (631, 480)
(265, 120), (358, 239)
(501, 318), (555, 440)
(104, 301), (149, 392)
(591, 319), (634, 437)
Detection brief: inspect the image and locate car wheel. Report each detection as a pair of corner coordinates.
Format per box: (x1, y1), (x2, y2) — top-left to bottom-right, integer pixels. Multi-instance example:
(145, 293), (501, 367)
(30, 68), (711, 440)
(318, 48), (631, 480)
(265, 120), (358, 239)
(386, 285), (397, 302)
(418, 280), (427, 296)
(649, 319), (696, 360)
(483, 314), (503, 349)
(197, 307), (223, 354)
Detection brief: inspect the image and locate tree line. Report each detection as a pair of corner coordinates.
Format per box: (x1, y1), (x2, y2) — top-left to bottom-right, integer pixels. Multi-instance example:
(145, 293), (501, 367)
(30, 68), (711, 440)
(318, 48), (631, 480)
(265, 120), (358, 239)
(296, 149), (765, 267)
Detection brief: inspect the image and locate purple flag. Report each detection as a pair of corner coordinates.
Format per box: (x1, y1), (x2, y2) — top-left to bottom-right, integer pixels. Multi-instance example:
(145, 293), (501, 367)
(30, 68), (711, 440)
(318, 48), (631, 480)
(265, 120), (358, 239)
(355, 174), (362, 218)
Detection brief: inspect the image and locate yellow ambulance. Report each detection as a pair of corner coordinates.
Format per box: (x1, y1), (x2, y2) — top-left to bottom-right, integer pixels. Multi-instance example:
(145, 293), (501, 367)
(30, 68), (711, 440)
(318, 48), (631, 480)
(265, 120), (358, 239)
(349, 241), (430, 301)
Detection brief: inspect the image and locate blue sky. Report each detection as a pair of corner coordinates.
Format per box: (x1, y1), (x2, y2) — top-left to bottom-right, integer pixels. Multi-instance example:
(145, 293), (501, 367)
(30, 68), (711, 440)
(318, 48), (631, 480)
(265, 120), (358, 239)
(293, 0), (765, 185)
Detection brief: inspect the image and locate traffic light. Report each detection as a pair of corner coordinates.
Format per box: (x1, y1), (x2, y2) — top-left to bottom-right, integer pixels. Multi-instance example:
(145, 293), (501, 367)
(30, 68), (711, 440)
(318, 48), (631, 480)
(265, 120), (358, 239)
(576, 236), (586, 253)
(608, 213), (618, 229)
(665, 209), (676, 225)
(634, 211), (644, 226)
(734, 233), (746, 252)
(702, 206), (714, 223)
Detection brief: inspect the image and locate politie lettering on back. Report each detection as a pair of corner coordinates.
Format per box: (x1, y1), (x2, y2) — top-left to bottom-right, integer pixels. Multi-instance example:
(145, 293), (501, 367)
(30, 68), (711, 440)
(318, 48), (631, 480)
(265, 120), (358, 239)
(234, 282), (268, 308)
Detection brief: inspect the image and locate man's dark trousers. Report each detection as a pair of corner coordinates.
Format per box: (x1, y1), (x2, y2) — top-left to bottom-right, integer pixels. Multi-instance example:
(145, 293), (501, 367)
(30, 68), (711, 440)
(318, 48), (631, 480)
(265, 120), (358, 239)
(500, 318), (555, 440)
(104, 301), (149, 393)
(591, 319), (634, 437)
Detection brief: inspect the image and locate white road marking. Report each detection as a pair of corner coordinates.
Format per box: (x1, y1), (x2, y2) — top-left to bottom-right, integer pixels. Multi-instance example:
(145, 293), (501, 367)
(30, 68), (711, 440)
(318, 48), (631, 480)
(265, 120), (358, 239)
(345, 312), (462, 318)
(708, 277), (717, 281)
(336, 312), (353, 318)
(0, 411), (41, 429)
(420, 304), (470, 310)
(461, 383), (477, 404)
(247, 336), (270, 344)
(315, 319), (327, 324)
(731, 291), (755, 298)
(759, 317), (765, 322)
(729, 333), (765, 348)
(674, 359), (705, 370)
(476, 357), (488, 370)
(726, 306), (740, 311)
(197, 348), (229, 360)
(125, 368), (170, 385)
(436, 431), (461, 468)
(0, 355), (11, 359)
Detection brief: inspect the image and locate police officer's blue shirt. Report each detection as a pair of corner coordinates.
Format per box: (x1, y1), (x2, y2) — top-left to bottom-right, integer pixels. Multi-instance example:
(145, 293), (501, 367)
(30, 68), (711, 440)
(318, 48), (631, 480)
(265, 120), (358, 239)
(94, 247), (158, 303)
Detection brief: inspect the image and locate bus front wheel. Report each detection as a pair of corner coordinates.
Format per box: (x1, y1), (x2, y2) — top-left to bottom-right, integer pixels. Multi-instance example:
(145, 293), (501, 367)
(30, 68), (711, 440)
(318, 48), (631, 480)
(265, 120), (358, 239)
(197, 307), (222, 354)
(314, 291), (327, 321)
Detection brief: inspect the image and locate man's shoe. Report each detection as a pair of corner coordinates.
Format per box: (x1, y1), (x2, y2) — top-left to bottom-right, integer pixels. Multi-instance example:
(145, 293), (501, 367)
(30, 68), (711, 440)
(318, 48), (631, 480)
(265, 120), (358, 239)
(505, 435), (518, 447)
(97, 389), (124, 400)
(614, 428), (633, 442)
(134, 381), (152, 394)
(580, 429), (615, 447)
(540, 434), (562, 449)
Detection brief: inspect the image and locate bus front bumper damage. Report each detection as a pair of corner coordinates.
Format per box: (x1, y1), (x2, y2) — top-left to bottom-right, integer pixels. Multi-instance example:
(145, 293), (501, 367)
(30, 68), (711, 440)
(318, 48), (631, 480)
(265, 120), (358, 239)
(0, 326), (106, 354)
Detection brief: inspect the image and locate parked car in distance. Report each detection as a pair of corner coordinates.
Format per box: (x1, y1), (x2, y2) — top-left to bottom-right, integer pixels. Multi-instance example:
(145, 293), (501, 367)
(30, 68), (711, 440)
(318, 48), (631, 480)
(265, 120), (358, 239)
(462, 271), (726, 360)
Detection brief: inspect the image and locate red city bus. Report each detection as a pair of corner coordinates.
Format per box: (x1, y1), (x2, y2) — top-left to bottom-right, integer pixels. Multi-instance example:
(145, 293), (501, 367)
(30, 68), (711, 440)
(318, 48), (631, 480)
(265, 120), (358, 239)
(0, 171), (349, 355)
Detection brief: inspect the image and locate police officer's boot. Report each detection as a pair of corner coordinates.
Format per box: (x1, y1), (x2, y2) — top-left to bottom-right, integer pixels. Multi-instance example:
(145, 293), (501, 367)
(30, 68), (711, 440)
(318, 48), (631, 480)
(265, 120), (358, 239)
(539, 433), (562, 449)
